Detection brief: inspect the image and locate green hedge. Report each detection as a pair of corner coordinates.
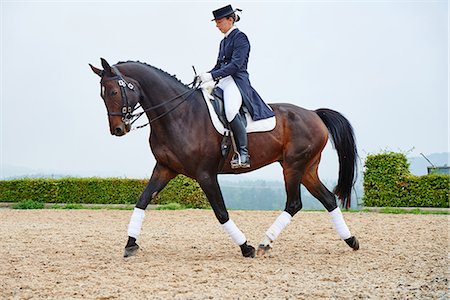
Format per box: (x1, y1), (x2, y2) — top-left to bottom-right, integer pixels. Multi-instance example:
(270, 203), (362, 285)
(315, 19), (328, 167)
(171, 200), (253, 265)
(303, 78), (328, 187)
(363, 152), (449, 207)
(0, 175), (209, 208)
(154, 175), (210, 209)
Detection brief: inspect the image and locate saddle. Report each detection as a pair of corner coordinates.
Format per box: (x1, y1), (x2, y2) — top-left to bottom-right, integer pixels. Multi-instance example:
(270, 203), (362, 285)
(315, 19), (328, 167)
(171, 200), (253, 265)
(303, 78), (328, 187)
(210, 87), (247, 161)
(201, 85), (276, 165)
(210, 87), (247, 129)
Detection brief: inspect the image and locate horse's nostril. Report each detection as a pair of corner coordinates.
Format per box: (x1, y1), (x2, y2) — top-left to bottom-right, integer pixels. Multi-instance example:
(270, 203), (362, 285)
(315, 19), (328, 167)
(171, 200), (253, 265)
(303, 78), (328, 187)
(114, 127), (124, 135)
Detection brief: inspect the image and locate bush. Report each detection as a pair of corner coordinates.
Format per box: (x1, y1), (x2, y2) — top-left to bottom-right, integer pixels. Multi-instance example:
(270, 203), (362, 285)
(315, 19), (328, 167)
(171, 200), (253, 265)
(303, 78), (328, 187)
(363, 152), (449, 208)
(12, 200), (45, 209)
(0, 178), (146, 204)
(154, 175), (210, 209)
(155, 203), (185, 210)
(0, 175), (209, 208)
(1, 179), (58, 203)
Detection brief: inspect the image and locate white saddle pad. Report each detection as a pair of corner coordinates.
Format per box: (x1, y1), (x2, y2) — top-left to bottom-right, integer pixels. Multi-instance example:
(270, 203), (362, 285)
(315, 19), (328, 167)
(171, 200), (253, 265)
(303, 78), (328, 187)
(201, 88), (276, 135)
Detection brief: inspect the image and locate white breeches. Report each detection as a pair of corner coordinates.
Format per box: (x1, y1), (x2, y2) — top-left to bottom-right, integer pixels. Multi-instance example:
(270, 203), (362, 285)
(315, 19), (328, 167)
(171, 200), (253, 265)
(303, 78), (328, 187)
(216, 76), (243, 122)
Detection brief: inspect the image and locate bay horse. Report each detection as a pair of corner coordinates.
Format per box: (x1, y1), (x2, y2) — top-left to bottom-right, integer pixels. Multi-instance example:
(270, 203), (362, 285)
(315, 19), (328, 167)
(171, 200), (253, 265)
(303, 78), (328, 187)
(89, 58), (359, 258)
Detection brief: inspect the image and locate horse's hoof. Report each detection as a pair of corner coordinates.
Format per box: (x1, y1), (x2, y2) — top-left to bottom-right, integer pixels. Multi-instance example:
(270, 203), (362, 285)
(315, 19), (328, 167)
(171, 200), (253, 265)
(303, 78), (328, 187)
(123, 244), (140, 257)
(344, 236), (359, 251)
(240, 242), (255, 258)
(256, 244), (272, 257)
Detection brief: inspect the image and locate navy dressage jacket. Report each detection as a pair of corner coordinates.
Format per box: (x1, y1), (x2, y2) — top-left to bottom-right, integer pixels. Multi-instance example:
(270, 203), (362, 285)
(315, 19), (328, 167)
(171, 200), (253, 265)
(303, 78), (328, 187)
(210, 28), (275, 121)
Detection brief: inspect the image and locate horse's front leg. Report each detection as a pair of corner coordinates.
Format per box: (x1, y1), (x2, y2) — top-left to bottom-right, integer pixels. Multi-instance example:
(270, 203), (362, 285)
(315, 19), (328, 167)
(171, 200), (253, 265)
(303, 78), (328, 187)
(124, 163), (177, 257)
(197, 174), (255, 258)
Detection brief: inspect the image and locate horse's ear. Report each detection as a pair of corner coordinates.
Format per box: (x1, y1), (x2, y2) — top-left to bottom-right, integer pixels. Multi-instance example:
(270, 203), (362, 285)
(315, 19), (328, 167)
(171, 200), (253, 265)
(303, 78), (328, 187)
(89, 64), (103, 77)
(101, 58), (114, 76)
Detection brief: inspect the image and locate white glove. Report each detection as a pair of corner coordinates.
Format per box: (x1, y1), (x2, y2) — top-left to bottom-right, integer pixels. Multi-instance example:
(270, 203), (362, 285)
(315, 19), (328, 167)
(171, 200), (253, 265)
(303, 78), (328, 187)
(199, 72), (213, 83)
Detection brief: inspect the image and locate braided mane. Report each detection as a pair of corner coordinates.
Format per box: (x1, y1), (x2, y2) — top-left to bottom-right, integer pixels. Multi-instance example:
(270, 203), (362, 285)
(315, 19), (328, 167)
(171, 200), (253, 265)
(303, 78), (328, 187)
(116, 60), (190, 88)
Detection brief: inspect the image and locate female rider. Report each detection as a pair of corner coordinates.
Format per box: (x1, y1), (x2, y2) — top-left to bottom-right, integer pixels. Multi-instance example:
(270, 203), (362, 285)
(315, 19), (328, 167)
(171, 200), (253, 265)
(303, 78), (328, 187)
(198, 4), (275, 169)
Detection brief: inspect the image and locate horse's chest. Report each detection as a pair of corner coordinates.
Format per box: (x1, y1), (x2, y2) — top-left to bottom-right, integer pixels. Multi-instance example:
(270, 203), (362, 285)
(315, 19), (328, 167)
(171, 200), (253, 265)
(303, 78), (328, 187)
(150, 139), (185, 167)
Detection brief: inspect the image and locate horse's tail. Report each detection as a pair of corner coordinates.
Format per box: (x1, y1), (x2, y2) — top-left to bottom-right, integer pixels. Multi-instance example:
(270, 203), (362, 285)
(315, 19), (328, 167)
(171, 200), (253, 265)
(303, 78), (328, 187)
(315, 108), (358, 209)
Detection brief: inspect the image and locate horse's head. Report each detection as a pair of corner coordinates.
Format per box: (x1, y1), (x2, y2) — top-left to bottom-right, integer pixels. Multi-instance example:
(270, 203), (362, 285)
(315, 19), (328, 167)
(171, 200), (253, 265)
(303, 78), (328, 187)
(89, 58), (142, 136)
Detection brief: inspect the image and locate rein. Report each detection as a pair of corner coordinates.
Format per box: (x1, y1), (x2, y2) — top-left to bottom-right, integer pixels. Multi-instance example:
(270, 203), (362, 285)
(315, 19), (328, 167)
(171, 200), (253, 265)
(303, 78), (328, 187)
(105, 66), (200, 131)
(130, 83), (199, 130)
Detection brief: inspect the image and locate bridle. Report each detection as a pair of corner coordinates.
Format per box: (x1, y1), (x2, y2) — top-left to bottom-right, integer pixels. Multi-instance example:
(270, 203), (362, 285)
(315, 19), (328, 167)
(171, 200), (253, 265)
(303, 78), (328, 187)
(101, 66), (200, 130)
(101, 66), (138, 127)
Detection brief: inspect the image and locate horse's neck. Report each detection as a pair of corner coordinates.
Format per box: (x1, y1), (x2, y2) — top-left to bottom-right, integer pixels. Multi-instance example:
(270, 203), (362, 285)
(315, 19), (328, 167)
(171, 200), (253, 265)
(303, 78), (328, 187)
(122, 64), (207, 134)
(139, 77), (197, 131)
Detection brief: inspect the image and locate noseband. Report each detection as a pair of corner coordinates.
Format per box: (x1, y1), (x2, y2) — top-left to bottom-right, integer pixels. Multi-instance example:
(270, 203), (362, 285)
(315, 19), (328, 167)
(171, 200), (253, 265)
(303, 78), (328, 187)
(101, 66), (200, 130)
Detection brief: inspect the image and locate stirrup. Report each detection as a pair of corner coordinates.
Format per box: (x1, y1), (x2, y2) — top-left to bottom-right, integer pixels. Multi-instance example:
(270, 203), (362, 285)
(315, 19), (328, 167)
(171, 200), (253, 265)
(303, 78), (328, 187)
(231, 153), (251, 169)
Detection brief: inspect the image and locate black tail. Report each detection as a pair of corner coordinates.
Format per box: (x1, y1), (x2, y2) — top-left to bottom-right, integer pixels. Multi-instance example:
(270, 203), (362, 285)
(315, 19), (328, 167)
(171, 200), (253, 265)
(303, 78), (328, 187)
(315, 108), (358, 209)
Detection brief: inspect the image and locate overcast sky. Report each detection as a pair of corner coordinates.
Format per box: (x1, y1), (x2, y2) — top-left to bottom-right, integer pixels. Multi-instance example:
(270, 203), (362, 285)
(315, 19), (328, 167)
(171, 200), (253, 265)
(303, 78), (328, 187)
(1, 0), (448, 181)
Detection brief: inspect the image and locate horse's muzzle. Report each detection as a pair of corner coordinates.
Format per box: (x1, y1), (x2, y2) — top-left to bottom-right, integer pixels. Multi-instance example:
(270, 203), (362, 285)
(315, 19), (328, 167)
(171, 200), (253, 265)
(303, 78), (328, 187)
(111, 123), (129, 136)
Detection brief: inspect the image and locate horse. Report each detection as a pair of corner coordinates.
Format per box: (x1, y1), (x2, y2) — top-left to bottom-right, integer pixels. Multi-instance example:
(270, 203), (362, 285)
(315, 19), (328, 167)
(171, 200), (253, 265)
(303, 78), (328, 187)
(89, 58), (360, 258)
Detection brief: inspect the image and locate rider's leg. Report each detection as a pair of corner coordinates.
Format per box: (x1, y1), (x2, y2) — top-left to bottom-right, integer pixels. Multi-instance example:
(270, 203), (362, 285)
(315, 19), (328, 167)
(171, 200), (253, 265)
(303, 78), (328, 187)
(229, 114), (250, 167)
(217, 76), (250, 168)
(217, 76), (242, 122)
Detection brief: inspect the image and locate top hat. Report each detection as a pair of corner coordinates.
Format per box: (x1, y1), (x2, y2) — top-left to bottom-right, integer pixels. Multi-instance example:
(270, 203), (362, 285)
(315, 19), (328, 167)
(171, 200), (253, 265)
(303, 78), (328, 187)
(211, 5), (241, 21)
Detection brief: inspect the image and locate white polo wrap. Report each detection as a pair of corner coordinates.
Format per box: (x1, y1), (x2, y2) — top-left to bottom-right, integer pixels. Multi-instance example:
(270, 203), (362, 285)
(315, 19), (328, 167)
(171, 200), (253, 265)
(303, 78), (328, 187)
(329, 207), (351, 240)
(222, 219), (246, 246)
(127, 207), (145, 239)
(265, 211), (292, 242)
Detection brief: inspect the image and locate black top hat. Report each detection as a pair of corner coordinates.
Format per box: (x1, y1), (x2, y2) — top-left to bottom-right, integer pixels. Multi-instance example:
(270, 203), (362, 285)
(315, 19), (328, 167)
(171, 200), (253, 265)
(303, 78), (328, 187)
(211, 5), (241, 21)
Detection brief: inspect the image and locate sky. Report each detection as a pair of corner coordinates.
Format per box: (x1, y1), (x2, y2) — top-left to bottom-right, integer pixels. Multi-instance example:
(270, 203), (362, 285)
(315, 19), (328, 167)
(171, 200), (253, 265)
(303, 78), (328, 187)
(1, 0), (448, 182)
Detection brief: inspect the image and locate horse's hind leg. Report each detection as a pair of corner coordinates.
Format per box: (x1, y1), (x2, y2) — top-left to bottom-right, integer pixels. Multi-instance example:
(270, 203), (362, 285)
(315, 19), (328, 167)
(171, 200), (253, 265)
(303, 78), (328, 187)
(302, 160), (359, 250)
(257, 166), (303, 256)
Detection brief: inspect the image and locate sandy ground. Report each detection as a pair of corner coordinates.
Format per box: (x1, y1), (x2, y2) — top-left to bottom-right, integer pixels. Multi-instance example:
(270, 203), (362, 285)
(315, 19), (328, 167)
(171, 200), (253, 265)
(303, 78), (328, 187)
(0, 209), (448, 299)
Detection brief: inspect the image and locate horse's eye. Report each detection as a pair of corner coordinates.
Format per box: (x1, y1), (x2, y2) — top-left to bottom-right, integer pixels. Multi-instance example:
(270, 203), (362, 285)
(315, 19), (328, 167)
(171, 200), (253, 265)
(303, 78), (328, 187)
(111, 90), (118, 96)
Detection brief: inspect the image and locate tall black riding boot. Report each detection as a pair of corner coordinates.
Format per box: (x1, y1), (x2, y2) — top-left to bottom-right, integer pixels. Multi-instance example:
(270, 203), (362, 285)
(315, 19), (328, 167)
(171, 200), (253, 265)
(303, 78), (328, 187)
(229, 115), (250, 169)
